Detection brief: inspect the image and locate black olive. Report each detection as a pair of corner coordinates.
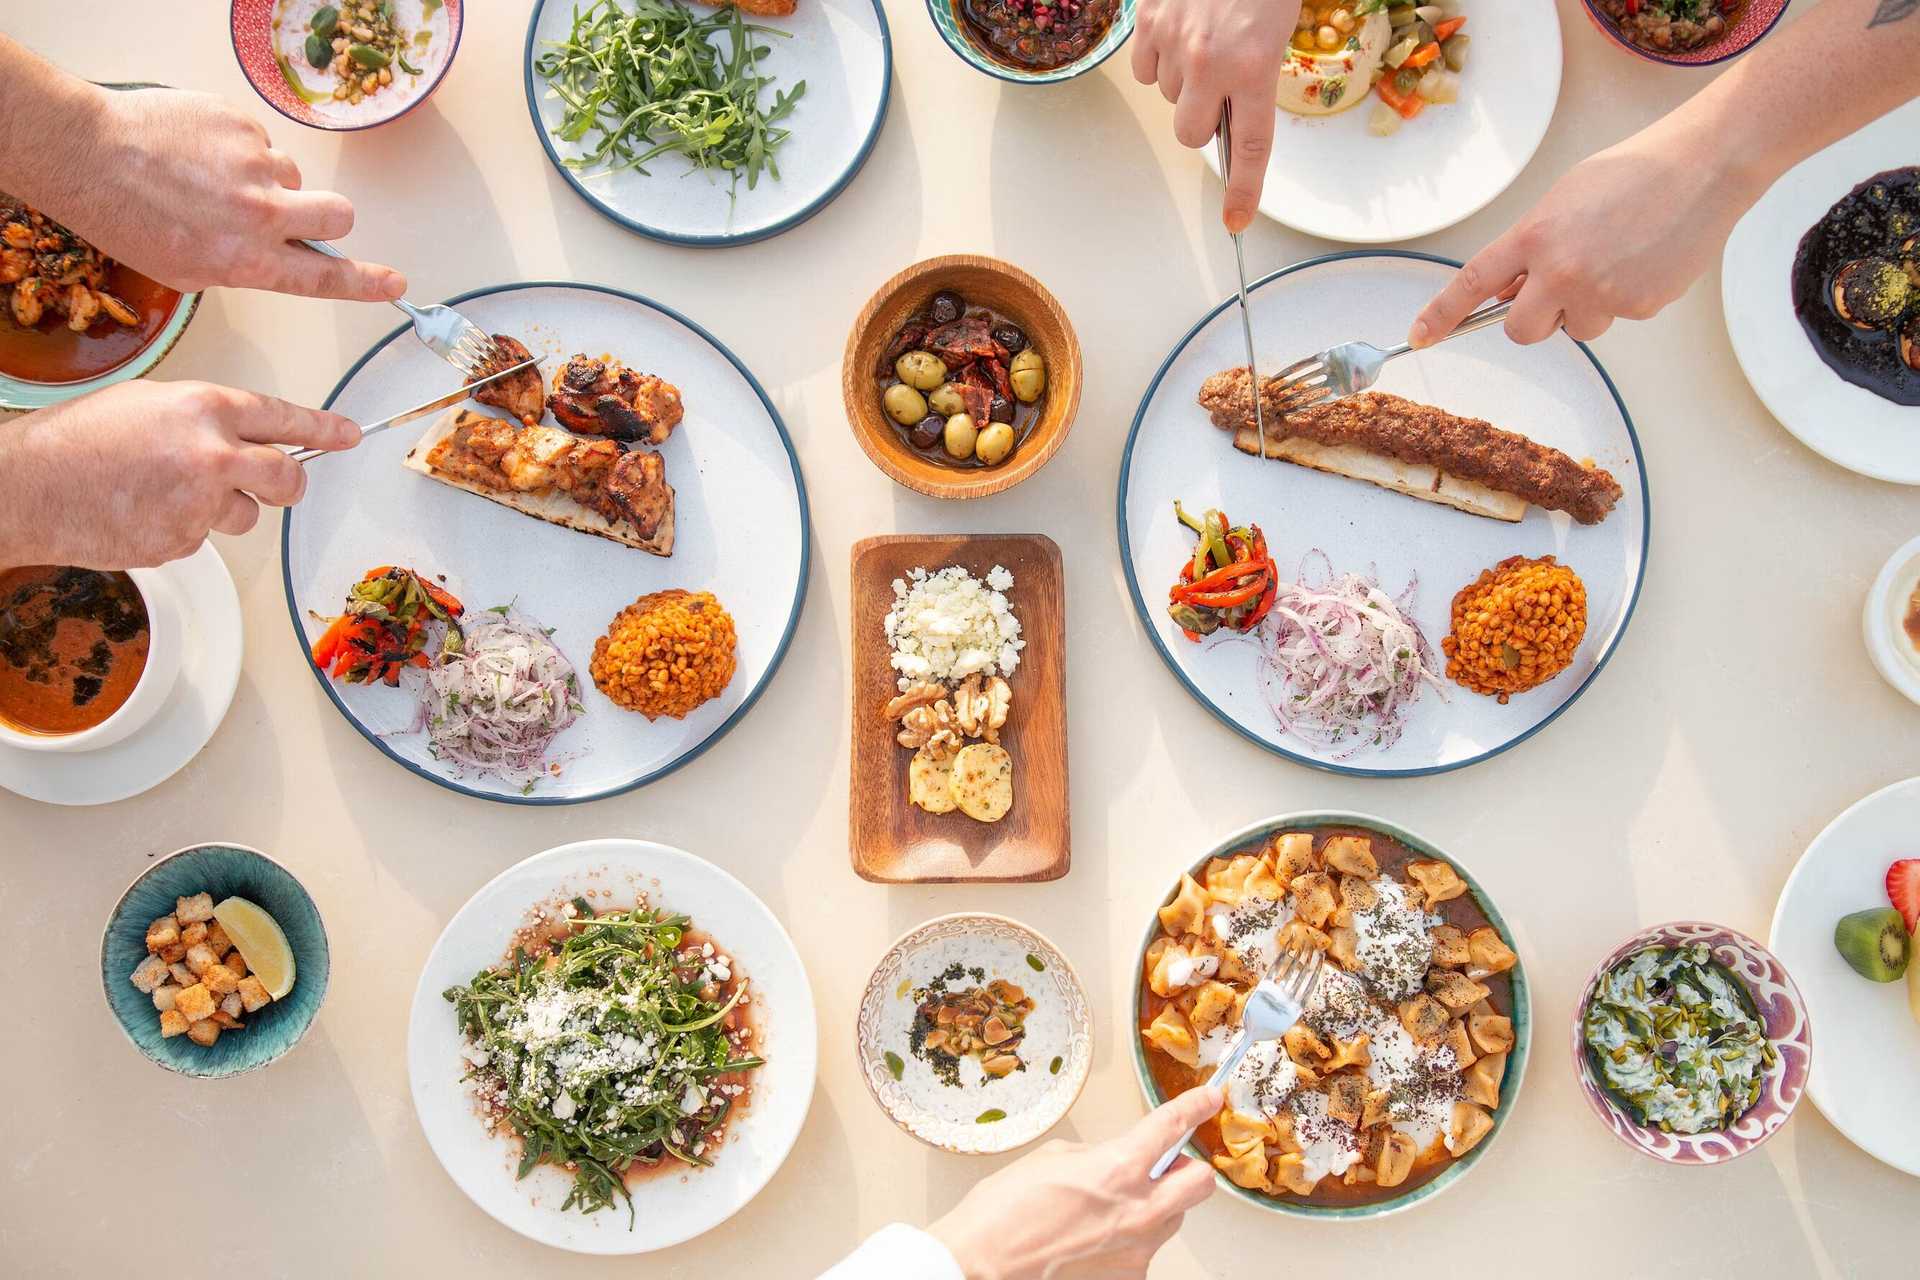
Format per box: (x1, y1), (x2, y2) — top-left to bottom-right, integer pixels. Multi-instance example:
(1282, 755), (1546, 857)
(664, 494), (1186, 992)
(991, 323), (1027, 353)
(928, 291), (965, 325)
(909, 417), (945, 450)
(989, 395), (1014, 424)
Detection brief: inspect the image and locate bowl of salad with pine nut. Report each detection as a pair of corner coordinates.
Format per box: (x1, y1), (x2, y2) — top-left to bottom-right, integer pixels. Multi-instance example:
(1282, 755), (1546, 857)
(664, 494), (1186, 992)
(230, 0), (466, 131)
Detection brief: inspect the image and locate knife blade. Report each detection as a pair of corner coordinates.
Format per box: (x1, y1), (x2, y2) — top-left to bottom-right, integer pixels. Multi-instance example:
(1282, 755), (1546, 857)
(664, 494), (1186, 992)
(291, 355), (541, 463)
(1216, 104), (1267, 459)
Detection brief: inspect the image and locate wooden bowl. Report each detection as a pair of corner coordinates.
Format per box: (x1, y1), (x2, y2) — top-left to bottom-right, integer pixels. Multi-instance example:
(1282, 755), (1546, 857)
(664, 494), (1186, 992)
(843, 255), (1081, 500)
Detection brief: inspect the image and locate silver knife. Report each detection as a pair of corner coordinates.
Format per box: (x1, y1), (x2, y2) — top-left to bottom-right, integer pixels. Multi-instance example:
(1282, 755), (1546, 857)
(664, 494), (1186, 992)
(1216, 103), (1267, 459)
(291, 355), (539, 463)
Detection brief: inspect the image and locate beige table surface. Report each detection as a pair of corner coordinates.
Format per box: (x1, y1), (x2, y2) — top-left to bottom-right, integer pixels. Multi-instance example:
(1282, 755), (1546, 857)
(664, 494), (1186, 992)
(4, 1), (1916, 1275)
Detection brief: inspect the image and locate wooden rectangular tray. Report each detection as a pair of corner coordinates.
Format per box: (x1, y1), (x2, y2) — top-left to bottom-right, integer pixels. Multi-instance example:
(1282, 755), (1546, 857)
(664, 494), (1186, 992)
(849, 534), (1069, 883)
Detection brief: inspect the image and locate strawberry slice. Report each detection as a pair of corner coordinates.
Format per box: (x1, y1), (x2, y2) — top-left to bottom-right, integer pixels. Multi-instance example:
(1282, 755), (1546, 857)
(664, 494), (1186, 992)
(1887, 859), (1920, 935)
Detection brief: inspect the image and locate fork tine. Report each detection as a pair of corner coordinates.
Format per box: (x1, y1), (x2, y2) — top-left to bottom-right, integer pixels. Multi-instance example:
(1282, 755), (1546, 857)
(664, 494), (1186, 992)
(1267, 355), (1323, 386)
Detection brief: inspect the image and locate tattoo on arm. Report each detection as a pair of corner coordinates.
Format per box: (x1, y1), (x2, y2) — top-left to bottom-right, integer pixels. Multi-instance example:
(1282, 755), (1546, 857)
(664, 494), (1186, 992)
(1869, 0), (1918, 27)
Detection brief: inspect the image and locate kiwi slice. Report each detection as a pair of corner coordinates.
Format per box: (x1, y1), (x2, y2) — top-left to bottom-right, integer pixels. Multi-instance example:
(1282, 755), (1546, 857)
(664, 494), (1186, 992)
(1834, 908), (1911, 982)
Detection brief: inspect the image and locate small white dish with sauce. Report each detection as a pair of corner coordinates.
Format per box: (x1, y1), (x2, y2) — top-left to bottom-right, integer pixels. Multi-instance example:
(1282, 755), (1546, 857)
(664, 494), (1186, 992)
(856, 913), (1092, 1155)
(1863, 532), (1920, 707)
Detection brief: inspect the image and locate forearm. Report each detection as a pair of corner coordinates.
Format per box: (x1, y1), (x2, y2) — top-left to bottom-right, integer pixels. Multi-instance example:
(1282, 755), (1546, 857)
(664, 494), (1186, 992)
(0, 423), (58, 570)
(1677, 0), (1920, 194)
(0, 34), (111, 221)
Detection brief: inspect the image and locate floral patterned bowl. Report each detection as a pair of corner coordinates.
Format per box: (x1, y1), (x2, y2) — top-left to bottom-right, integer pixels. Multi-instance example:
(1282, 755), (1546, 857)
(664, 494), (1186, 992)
(855, 913), (1093, 1154)
(230, 0), (465, 131)
(1579, 0), (1788, 68)
(1572, 921), (1811, 1164)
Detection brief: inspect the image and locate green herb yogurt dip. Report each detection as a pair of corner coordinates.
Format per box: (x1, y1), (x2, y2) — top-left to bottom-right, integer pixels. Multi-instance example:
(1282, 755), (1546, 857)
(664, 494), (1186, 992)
(1583, 942), (1774, 1134)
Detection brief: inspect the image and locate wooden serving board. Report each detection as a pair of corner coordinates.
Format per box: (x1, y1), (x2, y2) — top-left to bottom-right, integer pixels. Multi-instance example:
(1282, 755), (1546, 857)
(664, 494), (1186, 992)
(849, 534), (1069, 883)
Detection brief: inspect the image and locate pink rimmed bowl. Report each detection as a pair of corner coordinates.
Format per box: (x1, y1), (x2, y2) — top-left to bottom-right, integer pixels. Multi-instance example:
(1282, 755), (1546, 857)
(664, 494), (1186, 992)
(230, 0), (464, 131)
(1580, 0), (1788, 68)
(1572, 921), (1810, 1165)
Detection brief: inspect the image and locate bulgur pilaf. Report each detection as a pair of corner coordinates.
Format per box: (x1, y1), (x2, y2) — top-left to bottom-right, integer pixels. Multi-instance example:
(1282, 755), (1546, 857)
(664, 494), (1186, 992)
(590, 589), (738, 720)
(1440, 555), (1587, 703)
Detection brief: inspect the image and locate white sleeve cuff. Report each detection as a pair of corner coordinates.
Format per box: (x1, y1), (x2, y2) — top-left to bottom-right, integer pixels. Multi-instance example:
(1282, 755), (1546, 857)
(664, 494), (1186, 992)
(818, 1223), (966, 1280)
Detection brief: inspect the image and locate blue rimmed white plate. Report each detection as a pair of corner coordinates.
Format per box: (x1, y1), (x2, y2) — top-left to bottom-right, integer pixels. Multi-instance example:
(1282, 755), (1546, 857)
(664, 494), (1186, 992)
(523, 0), (890, 246)
(282, 281), (809, 804)
(1117, 251), (1648, 777)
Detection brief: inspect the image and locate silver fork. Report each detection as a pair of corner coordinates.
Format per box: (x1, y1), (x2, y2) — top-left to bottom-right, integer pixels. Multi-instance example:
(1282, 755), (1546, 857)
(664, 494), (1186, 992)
(1147, 939), (1324, 1180)
(299, 239), (499, 378)
(1261, 297), (1515, 412)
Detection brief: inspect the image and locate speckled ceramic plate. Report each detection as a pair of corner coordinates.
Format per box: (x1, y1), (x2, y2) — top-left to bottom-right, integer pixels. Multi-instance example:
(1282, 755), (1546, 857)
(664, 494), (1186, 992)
(1199, 0), (1559, 244)
(1770, 778), (1917, 1177)
(856, 913), (1093, 1155)
(406, 838), (817, 1254)
(1118, 251), (1649, 777)
(1129, 811), (1531, 1220)
(1573, 921), (1810, 1165)
(925, 0), (1135, 85)
(99, 842), (330, 1078)
(1722, 98), (1920, 485)
(282, 281), (808, 804)
(523, 0), (889, 246)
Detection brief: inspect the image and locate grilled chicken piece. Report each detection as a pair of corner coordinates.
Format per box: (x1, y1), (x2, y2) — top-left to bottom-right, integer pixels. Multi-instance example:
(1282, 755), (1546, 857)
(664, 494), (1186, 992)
(591, 449), (673, 538)
(693, 0), (797, 15)
(426, 414), (620, 496)
(548, 354), (685, 445)
(470, 334), (545, 427)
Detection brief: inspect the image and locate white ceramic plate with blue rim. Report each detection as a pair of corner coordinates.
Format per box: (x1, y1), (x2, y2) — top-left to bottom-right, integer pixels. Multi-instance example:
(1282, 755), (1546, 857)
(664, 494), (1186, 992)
(282, 281), (808, 804)
(1117, 251), (1648, 777)
(1722, 98), (1920, 485)
(407, 837), (818, 1253)
(1200, 0), (1561, 244)
(523, 0), (890, 246)
(1769, 776), (1920, 1178)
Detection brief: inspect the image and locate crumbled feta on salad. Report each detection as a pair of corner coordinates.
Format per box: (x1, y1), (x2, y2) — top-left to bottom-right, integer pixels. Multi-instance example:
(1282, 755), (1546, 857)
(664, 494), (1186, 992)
(884, 565), (1024, 691)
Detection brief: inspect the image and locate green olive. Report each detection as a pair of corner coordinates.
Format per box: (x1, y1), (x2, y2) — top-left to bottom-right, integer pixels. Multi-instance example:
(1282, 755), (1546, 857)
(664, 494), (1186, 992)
(926, 382), (968, 418)
(943, 412), (979, 460)
(883, 382), (928, 427)
(974, 422), (1015, 466)
(895, 350), (948, 391)
(1009, 349), (1046, 403)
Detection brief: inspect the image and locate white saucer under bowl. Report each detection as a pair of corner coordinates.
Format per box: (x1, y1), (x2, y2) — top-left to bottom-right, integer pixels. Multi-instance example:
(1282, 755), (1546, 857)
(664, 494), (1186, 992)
(0, 542), (241, 806)
(1863, 533), (1920, 707)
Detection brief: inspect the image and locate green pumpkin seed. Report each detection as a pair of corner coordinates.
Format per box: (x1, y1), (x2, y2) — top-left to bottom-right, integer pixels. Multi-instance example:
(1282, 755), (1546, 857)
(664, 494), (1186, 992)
(1026, 953), (1045, 972)
(304, 33), (332, 69)
(311, 5), (339, 37)
(349, 43), (391, 70)
(1048, 1056), (1062, 1075)
(397, 51), (422, 76)
(884, 1051), (904, 1081)
(975, 1109), (1005, 1124)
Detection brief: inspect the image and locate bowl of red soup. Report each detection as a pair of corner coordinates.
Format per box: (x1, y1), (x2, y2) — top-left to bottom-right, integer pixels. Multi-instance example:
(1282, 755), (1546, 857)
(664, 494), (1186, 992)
(0, 187), (198, 412)
(928, 0), (1135, 83)
(0, 564), (183, 752)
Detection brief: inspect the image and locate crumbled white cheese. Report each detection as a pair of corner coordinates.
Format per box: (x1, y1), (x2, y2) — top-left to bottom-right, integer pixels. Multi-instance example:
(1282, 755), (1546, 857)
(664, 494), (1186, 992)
(884, 565), (1024, 692)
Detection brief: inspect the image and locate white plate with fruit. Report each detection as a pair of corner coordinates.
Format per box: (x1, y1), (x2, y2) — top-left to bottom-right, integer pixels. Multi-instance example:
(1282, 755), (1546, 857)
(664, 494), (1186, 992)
(1769, 777), (1920, 1177)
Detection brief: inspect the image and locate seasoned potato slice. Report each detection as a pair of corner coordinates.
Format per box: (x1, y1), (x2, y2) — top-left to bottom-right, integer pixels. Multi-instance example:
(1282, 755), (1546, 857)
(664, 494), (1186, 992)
(908, 749), (958, 814)
(948, 742), (1014, 822)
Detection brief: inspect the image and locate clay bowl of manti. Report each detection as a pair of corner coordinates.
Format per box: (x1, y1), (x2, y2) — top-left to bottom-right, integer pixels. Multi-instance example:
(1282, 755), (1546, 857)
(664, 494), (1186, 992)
(843, 254), (1082, 500)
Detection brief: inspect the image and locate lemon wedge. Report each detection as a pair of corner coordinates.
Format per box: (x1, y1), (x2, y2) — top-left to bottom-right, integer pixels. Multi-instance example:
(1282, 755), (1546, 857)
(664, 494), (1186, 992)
(214, 897), (296, 1000)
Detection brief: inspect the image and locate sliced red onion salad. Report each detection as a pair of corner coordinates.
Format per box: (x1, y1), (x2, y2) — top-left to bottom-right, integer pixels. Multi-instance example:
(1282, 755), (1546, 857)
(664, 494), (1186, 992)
(412, 605), (583, 791)
(1255, 552), (1443, 757)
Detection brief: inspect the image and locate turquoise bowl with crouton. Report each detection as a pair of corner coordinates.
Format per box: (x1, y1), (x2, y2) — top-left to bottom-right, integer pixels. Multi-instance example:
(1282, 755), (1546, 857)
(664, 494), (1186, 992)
(100, 842), (329, 1078)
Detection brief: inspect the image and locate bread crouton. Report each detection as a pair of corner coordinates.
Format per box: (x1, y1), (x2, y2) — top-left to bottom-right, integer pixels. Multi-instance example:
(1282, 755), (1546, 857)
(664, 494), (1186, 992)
(203, 921), (233, 958)
(219, 992), (243, 1019)
(145, 916), (181, 952)
(187, 1019), (220, 1046)
(158, 942), (188, 964)
(152, 984), (181, 1014)
(168, 961), (195, 988)
(175, 893), (216, 924)
(203, 963), (239, 997)
(235, 976), (271, 1013)
(130, 953), (170, 993)
(210, 1010), (244, 1030)
(175, 983), (216, 1023)
(159, 1009), (189, 1038)
(185, 943), (219, 977)
(181, 921), (208, 948)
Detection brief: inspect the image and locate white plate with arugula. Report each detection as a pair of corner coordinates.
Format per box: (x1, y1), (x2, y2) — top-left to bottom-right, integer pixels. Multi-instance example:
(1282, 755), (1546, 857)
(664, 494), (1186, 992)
(522, 0), (891, 246)
(406, 838), (817, 1253)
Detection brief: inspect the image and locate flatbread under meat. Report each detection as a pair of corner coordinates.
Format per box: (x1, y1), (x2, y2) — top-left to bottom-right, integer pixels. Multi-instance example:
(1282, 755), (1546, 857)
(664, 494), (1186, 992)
(1197, 370), (1623, 525)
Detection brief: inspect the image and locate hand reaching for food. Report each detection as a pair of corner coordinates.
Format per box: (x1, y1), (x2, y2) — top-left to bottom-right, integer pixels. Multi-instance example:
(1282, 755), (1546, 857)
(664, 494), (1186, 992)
(925, 1085), (1222, 1279)
(0, 36), (405, 303)
(1131, 0), (1303, 232)
(0, 380), (359, 570)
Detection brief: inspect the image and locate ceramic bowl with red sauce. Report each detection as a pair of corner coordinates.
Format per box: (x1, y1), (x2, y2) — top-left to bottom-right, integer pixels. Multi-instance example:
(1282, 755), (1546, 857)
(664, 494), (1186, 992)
(1580, 0), (1788, 67)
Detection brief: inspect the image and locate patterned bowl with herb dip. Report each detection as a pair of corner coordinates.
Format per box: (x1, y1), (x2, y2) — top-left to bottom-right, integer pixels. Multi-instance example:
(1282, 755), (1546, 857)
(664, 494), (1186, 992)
(856, 913), (1093, 1154)
(1573, 921), (1810, 1165)
(230, 0), (465, 131)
